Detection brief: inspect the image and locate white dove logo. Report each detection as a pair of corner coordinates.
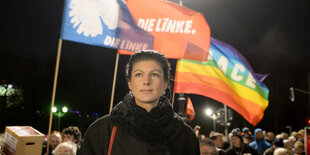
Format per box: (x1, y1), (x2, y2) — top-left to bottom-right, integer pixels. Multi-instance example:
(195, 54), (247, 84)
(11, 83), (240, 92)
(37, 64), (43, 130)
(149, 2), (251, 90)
(69, 0), (121, 37)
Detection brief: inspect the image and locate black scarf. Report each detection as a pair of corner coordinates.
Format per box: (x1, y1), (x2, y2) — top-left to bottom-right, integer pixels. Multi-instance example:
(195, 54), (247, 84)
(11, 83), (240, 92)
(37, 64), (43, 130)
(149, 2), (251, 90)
(110, 93), (183, 146)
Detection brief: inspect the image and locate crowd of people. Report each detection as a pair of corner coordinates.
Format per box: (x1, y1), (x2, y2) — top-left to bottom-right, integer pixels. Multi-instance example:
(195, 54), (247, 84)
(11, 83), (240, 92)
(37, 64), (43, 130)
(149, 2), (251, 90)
(196, 125), (308, 155)
(39, 125), (308, 155)
(42, 126), (82, 155)
(0, 50), (309, 155)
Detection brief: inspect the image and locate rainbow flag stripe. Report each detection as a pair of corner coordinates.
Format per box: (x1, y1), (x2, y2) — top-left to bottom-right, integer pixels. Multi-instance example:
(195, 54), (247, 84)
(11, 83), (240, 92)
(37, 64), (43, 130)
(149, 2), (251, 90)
(174, 38), (269, 126)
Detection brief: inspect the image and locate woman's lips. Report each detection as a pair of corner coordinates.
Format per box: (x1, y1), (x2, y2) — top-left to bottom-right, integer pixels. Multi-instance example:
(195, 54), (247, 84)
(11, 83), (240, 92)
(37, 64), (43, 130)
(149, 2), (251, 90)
(140, 89), (152, 93)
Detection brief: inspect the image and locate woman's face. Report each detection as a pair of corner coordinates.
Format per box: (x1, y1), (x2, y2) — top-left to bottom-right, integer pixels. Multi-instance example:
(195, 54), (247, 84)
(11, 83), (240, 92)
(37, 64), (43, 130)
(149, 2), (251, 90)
(231, 136), (241, 148)
(128, 60), (168, 107)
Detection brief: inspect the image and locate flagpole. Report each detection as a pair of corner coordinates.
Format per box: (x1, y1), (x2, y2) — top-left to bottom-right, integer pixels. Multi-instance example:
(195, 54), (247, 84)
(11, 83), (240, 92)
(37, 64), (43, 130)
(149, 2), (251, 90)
(171, 92), (175, 107)
(109, 53), (120, 113)
(46, 39), (63, 154)
(224, 104), (228, 140)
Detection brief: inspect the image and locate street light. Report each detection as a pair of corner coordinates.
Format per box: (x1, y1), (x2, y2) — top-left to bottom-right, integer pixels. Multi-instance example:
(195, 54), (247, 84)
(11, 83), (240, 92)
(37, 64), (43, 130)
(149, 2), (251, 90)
(52, 105), (68, 130)
(205, 108), (216, 131)
(52, 106), (57, 113)
(62, 106), (68, 113)
(205, 108), (213, 116)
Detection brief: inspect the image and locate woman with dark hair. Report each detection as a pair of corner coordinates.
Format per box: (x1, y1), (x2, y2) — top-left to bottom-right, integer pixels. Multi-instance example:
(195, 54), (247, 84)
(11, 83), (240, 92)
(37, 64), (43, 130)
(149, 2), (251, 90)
(79, 50), (200, 155)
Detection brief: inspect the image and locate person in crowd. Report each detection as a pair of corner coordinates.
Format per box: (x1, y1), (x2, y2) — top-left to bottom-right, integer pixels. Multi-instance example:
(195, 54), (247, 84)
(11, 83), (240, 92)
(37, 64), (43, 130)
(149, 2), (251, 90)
(283, 139), (294, 155)
(294, 141), (305, 155)
(222, 131), (233, 151)
(199, 134), (207, 140)
(0, 133), (4, 154)
(296, 130), (304, 143)
(62, 126), (82, 144)
(249, 128), (271, 155)
(42, 131), (63, 155)
(194, 125), (201, 137)
(265, 132), (275, 144)
(263, 138), (284, 155)
(276, 134), (283, 139)
(226, 128), (257, 155)
(241, 127), (252, 136)
(243, 133), (254, 144)
(274, 148), (288, 155)
(242, 127), (253, 145)
(199, 138), (218, 155)
(79, 50), (200, 154)
(210, 132), (225, 155)
(288, 136), (296, 146)
(281, 132), (289, 140)
(53, 141), (77, 155)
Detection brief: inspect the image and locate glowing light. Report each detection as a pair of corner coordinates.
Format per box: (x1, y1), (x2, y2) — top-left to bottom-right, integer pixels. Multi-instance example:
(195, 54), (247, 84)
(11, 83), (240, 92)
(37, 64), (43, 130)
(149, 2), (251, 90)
(205, 108), (213, 116)
(52, 107), (57, 113)
(62, 106), (68, 113)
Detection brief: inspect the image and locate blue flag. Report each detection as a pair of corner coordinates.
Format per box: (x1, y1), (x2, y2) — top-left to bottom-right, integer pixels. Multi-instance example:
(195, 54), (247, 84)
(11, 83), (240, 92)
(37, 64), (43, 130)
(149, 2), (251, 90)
(60, 0), (154, 51)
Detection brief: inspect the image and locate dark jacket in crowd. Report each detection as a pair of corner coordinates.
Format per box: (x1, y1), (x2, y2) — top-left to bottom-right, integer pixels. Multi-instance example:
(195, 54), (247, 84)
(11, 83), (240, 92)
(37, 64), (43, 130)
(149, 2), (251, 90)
(79, 94), (200, 155)
(226, 128), (258, 155)
(226, 144), (258, 155)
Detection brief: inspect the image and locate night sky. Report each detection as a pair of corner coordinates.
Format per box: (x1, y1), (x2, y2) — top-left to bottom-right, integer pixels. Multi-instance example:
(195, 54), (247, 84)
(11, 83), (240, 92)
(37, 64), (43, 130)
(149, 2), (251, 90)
(1, 0), (310, 136)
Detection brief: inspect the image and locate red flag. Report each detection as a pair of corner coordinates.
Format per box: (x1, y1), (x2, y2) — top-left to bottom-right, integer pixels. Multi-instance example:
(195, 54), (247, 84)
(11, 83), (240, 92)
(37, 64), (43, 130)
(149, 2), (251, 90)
(305, 127), (310, 155)
(186, 97), (195, 121)
(118, 0), (211, 61)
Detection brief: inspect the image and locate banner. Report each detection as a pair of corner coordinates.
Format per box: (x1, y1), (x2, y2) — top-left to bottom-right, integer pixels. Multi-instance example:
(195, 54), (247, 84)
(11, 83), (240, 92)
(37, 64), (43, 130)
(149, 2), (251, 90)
(60, 0), (153, 51)
(118, 0), (211, 61)
(174, 38), (269, 126)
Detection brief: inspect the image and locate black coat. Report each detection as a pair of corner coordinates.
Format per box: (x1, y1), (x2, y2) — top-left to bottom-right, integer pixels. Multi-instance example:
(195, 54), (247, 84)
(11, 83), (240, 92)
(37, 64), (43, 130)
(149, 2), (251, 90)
(225, 144), (258, 155)
(79, 94), (200, 155)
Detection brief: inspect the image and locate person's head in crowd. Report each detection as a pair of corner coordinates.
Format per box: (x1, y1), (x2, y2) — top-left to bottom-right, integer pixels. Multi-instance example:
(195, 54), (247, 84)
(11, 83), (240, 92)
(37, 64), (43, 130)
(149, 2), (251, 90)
(50, 131), (63, 150)
(52, 141), (77, 155)
(199, 134), (206, 140)
(231, 128), (243, 149)
(243, 133), (253, 144)
(294, 141), (304, 154)
(276, 134), (283, 139)
(209, 131), (215, 139)
(288, 136), (296, 145)
(283, 139), (293, 151)
(291, 131), (297, 138)
(274, 148), (288, 155)
(262, 130), (267, 137)
(125, 50), (170, 112)
(296, 130), (304, 142)
(210, 132), (224, 149)
(62, 126), (82, 144)
(254, 128), (264, 141)
(281, 132), (289, 140)
(265, 131), (275, 143)
(194, 125), (201, 137)
(241, 127), (252, 136)
(273, 138), (284, 148)
(199, 138), (217, 155)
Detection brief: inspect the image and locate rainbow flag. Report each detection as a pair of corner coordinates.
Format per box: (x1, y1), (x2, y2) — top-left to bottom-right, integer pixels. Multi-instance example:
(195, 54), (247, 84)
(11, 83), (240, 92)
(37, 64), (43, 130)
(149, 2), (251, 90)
(174, 38), (269, 126)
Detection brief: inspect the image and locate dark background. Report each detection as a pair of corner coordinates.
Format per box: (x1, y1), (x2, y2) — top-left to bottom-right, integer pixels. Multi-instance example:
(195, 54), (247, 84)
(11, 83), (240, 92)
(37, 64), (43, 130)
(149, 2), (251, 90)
(1, 0), (309, 137)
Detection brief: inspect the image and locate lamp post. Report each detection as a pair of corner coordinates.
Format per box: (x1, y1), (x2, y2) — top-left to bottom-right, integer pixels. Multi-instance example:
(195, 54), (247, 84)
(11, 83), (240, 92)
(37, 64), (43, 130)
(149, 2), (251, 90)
(205, 108), (216, 131)
(52, 105), (68, 130)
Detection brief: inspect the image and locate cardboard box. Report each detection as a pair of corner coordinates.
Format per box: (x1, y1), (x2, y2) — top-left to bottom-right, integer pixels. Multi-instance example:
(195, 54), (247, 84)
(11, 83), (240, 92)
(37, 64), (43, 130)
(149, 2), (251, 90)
(3, 126), (45, 155)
